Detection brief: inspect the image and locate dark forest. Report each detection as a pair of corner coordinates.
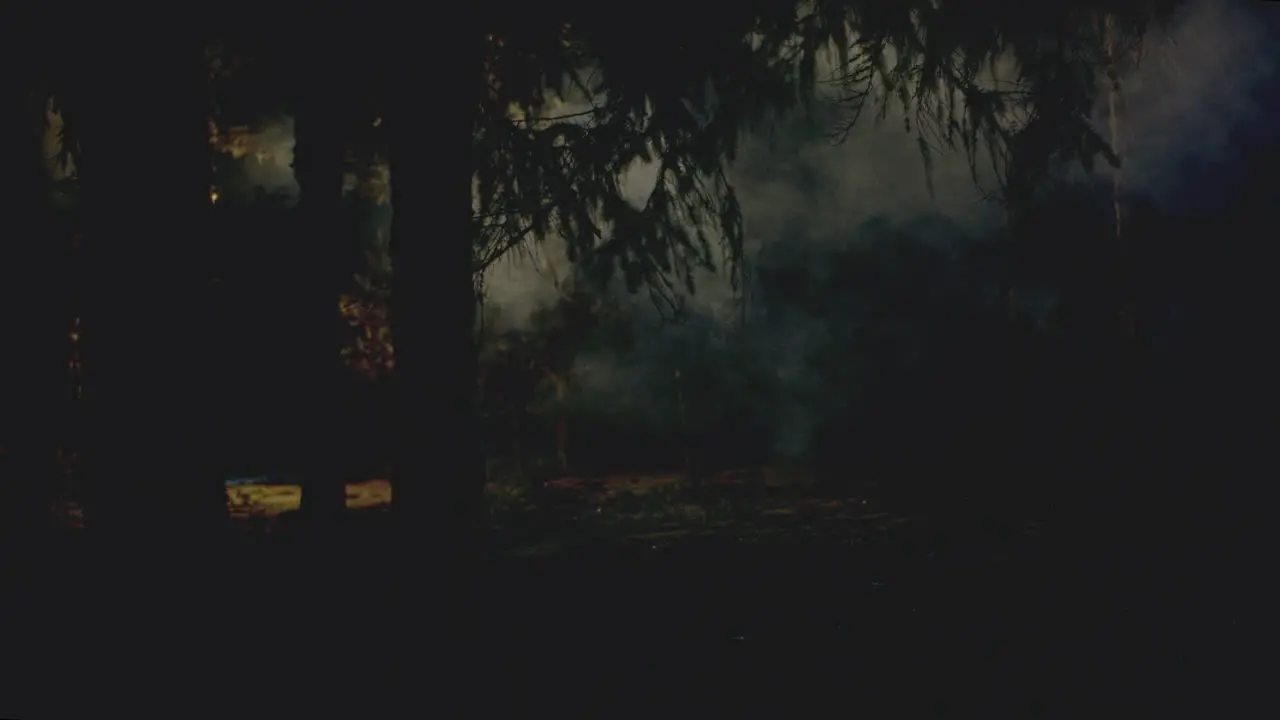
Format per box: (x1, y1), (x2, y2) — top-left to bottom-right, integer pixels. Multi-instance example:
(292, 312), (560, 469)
(2, 0), (1275, 712)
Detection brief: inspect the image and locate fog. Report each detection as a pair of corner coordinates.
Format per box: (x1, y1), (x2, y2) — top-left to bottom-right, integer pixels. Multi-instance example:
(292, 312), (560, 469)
(211, 0), (1277, 466)
(1109, 0), (1278, 210)
(477, 0), (1276, 318)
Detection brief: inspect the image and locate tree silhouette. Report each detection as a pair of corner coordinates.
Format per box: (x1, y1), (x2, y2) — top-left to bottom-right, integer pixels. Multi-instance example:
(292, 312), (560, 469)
(64, 26), (230, 542)
(289, 28), (363, 529)
(481, 284), (619, 485)
(0, 10), (64, 544)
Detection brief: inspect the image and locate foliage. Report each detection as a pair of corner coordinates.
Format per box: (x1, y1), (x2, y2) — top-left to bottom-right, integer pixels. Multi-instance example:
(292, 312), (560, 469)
(465, 1), (1180, 317)
(340, 159), (395, 380)
(818, 0), (1180, 205)
(339, 291), (393, 380)
(471, 6), (805, 316)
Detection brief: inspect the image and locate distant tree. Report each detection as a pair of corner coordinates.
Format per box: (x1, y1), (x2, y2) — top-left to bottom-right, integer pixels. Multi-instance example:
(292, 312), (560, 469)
(474, 281), (625, 490)
(523, 289), (604, 477)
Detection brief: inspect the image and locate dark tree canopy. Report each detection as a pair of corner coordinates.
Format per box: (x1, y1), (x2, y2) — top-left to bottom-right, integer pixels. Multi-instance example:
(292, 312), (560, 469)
(462, 0), (1179, 316)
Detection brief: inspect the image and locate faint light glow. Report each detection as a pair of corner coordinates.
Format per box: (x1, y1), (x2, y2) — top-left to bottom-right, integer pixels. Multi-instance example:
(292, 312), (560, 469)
(222, 478), (392, 520)
(210, 187), (220, 204)
(372, 117), (382, 128)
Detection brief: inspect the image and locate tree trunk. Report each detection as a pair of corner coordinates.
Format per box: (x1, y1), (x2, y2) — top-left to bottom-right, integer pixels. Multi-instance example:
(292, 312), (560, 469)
(1097, 12), (1144, 545)
(675, 368), (692, 480)
(0, 27), (62, 549)
(292, 61), (352, 532)
(552, 373), (570, 475)
(386, 19), (486, 550)
(513, 414), (528, 484)
(384, 22), (488, 707)
(386, 28), (487, 697)
(555, 419), (569, 475)
(75, 29), (229, 547)
(1102, 13), (1135, 341)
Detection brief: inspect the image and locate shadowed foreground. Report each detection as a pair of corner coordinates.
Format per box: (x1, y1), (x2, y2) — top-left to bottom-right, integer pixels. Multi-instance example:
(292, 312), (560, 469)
(6, 494), (1252, 715)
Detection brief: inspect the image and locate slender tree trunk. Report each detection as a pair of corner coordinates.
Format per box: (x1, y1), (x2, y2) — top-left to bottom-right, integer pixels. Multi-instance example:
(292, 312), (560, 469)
(513, 414), (527, 484)
(387, 122), (487, 543)
(555, 419), (569, 475)
(75, 30), (229, 547)
(675, 368), (693, 480)
(552, 373), (570, 475)
(1052, 12), (1142, 559)
(1102, 13), (1135, 341)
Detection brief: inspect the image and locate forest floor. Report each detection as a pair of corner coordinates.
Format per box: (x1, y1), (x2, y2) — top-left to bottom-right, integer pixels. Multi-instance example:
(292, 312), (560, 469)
(58, 468), (924, 553)
(27, 470), (1244, 711)
(488, 469), (929, 556)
